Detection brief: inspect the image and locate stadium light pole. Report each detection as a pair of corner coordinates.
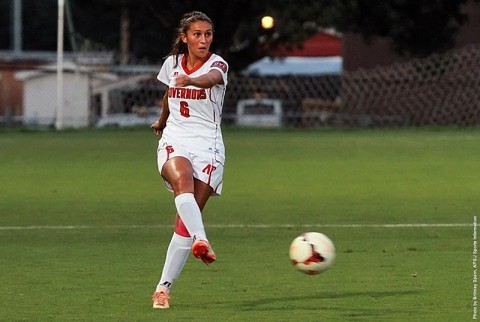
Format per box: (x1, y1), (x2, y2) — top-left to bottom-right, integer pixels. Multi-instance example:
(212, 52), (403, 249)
(11, 0), (23, 52)
(56, 0), (65, 130)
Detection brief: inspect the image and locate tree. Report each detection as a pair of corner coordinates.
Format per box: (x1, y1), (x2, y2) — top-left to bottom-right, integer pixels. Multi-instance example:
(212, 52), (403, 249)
(0, 0), (59, 51)
(1, 0), (479, 71)
(69, 0), (479, 69)
(333, 0), (475, 58)
(68, 0), (334, 70)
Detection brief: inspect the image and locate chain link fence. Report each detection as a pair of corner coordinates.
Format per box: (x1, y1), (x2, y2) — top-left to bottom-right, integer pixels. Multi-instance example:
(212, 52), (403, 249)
(340, 44), (480, 127)
(100, 43), (480, 128)
(230, 44), (480, 127)
(5, 43), (478, 128)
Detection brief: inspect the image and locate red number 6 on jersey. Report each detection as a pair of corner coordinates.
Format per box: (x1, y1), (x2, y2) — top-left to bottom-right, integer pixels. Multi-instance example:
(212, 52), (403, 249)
(180, 101), (190, 118)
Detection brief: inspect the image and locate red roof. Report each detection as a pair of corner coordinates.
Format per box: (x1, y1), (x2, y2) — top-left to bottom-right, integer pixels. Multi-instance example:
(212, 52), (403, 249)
(275, 31), (342, 57)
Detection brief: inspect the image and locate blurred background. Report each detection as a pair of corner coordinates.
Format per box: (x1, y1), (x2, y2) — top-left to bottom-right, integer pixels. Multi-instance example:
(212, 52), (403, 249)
(1, 0), (480, 129)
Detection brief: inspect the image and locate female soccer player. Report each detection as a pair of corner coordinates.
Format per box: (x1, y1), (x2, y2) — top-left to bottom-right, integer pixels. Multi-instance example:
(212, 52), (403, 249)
(150, 11), (229, 309)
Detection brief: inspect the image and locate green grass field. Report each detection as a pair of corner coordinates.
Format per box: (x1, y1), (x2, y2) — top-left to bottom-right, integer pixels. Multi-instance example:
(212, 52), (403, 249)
(0, 127), (478, 321)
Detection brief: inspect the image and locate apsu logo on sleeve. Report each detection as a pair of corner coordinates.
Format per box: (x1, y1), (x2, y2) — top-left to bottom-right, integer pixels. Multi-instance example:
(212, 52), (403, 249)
(211, 61), (228, 73)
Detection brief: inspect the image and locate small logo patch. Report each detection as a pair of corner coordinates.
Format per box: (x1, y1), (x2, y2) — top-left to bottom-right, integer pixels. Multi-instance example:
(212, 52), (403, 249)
(211, 61), (228, 73)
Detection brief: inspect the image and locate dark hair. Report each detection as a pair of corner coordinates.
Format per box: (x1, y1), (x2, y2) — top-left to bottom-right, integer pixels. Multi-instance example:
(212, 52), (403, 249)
(166, 11), (214, 67)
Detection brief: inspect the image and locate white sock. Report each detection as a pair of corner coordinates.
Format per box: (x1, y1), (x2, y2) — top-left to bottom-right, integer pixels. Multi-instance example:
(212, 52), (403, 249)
(174, 193), (207, 240)
(156, 233), (192, 292)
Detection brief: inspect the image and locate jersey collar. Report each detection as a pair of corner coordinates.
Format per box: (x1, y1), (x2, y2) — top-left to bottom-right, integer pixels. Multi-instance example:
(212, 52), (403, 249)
(181, 53), (212, 75)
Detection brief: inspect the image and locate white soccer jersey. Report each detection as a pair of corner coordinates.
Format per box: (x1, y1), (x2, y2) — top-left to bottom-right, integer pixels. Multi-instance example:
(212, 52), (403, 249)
(157, 53), (228, 164)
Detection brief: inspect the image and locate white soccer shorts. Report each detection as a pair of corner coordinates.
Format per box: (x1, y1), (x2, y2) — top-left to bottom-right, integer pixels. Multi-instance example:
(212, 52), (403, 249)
(156, 138), (224, 196)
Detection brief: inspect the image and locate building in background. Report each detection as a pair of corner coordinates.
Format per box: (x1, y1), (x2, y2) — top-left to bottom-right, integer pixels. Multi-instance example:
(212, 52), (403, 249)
(243, 30), (342, 76)
(15, 63), (117, 127)
(0, 51), (113, 126)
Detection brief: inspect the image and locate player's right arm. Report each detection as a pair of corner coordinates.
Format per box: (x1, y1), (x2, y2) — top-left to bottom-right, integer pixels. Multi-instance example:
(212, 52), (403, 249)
(151, 91), (170, 136)
(174, 69), (223, 88)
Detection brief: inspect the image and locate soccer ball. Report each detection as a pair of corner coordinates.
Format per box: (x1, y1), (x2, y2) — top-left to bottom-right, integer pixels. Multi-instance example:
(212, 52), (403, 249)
(289, 232), (336, 275)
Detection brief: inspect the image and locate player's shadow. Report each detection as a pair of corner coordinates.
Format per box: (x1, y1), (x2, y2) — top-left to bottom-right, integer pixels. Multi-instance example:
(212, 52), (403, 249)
(241, 290), (421, 310)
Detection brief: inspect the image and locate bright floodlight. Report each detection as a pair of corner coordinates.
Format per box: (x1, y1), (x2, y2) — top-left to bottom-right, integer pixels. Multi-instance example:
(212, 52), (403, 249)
(261, 16), (275, 29)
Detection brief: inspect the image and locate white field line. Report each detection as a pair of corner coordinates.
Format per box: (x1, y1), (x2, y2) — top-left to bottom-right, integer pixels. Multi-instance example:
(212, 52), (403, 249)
(0, 223), (472, 231)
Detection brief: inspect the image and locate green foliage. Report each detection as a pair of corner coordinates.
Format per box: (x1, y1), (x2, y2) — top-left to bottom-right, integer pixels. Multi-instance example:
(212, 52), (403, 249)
(0, 127), (478, 321)
(1, 0), (479, 68)
(334, 0), (472, 57)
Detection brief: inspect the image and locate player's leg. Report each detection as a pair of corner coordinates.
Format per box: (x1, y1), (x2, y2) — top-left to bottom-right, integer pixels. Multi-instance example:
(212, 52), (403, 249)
(153, 180), (214, 308)
(162, 178), (216, 264)
(190, 178), (216, 264)
(152, 236), (190, 309)
(153, 143), (211, 308)
(153, 147), (221, 307)
(153, 220), (191, 309)
(162, 156), (208, 240)
(155, 215), (192, 292)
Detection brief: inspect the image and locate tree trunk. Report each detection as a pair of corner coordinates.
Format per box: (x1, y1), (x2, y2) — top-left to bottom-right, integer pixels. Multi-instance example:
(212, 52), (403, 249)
(119, 2), (130, 65)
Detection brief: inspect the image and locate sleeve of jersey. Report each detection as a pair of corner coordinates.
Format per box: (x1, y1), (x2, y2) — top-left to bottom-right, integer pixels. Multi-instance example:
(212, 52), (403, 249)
(210, 59), (229, 86)
(157, 56), (172, 86)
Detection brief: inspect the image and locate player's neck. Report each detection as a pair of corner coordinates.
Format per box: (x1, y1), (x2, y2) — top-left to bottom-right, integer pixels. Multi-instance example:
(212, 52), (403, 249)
(185, 53), (211, 70)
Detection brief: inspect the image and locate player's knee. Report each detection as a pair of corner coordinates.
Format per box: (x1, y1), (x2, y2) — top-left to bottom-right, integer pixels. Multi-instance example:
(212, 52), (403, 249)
(164, 172), (193, 194)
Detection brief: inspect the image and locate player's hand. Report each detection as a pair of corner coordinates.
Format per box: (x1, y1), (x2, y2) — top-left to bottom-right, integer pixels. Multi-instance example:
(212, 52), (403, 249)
(174, 75), (190, 87)
(150, 120), (163, 136)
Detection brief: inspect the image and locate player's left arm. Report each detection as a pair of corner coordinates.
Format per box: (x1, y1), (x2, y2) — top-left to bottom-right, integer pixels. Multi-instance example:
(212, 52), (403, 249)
(175, 69), (224, 88)
(151, 91), (169, 136)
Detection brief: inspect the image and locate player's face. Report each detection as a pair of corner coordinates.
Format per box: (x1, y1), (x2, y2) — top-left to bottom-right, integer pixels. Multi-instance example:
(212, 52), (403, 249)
(182, 21), (213, 60)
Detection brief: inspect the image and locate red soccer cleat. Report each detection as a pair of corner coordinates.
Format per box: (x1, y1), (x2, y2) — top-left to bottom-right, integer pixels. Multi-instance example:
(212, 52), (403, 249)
(191, 238), (216, 264)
